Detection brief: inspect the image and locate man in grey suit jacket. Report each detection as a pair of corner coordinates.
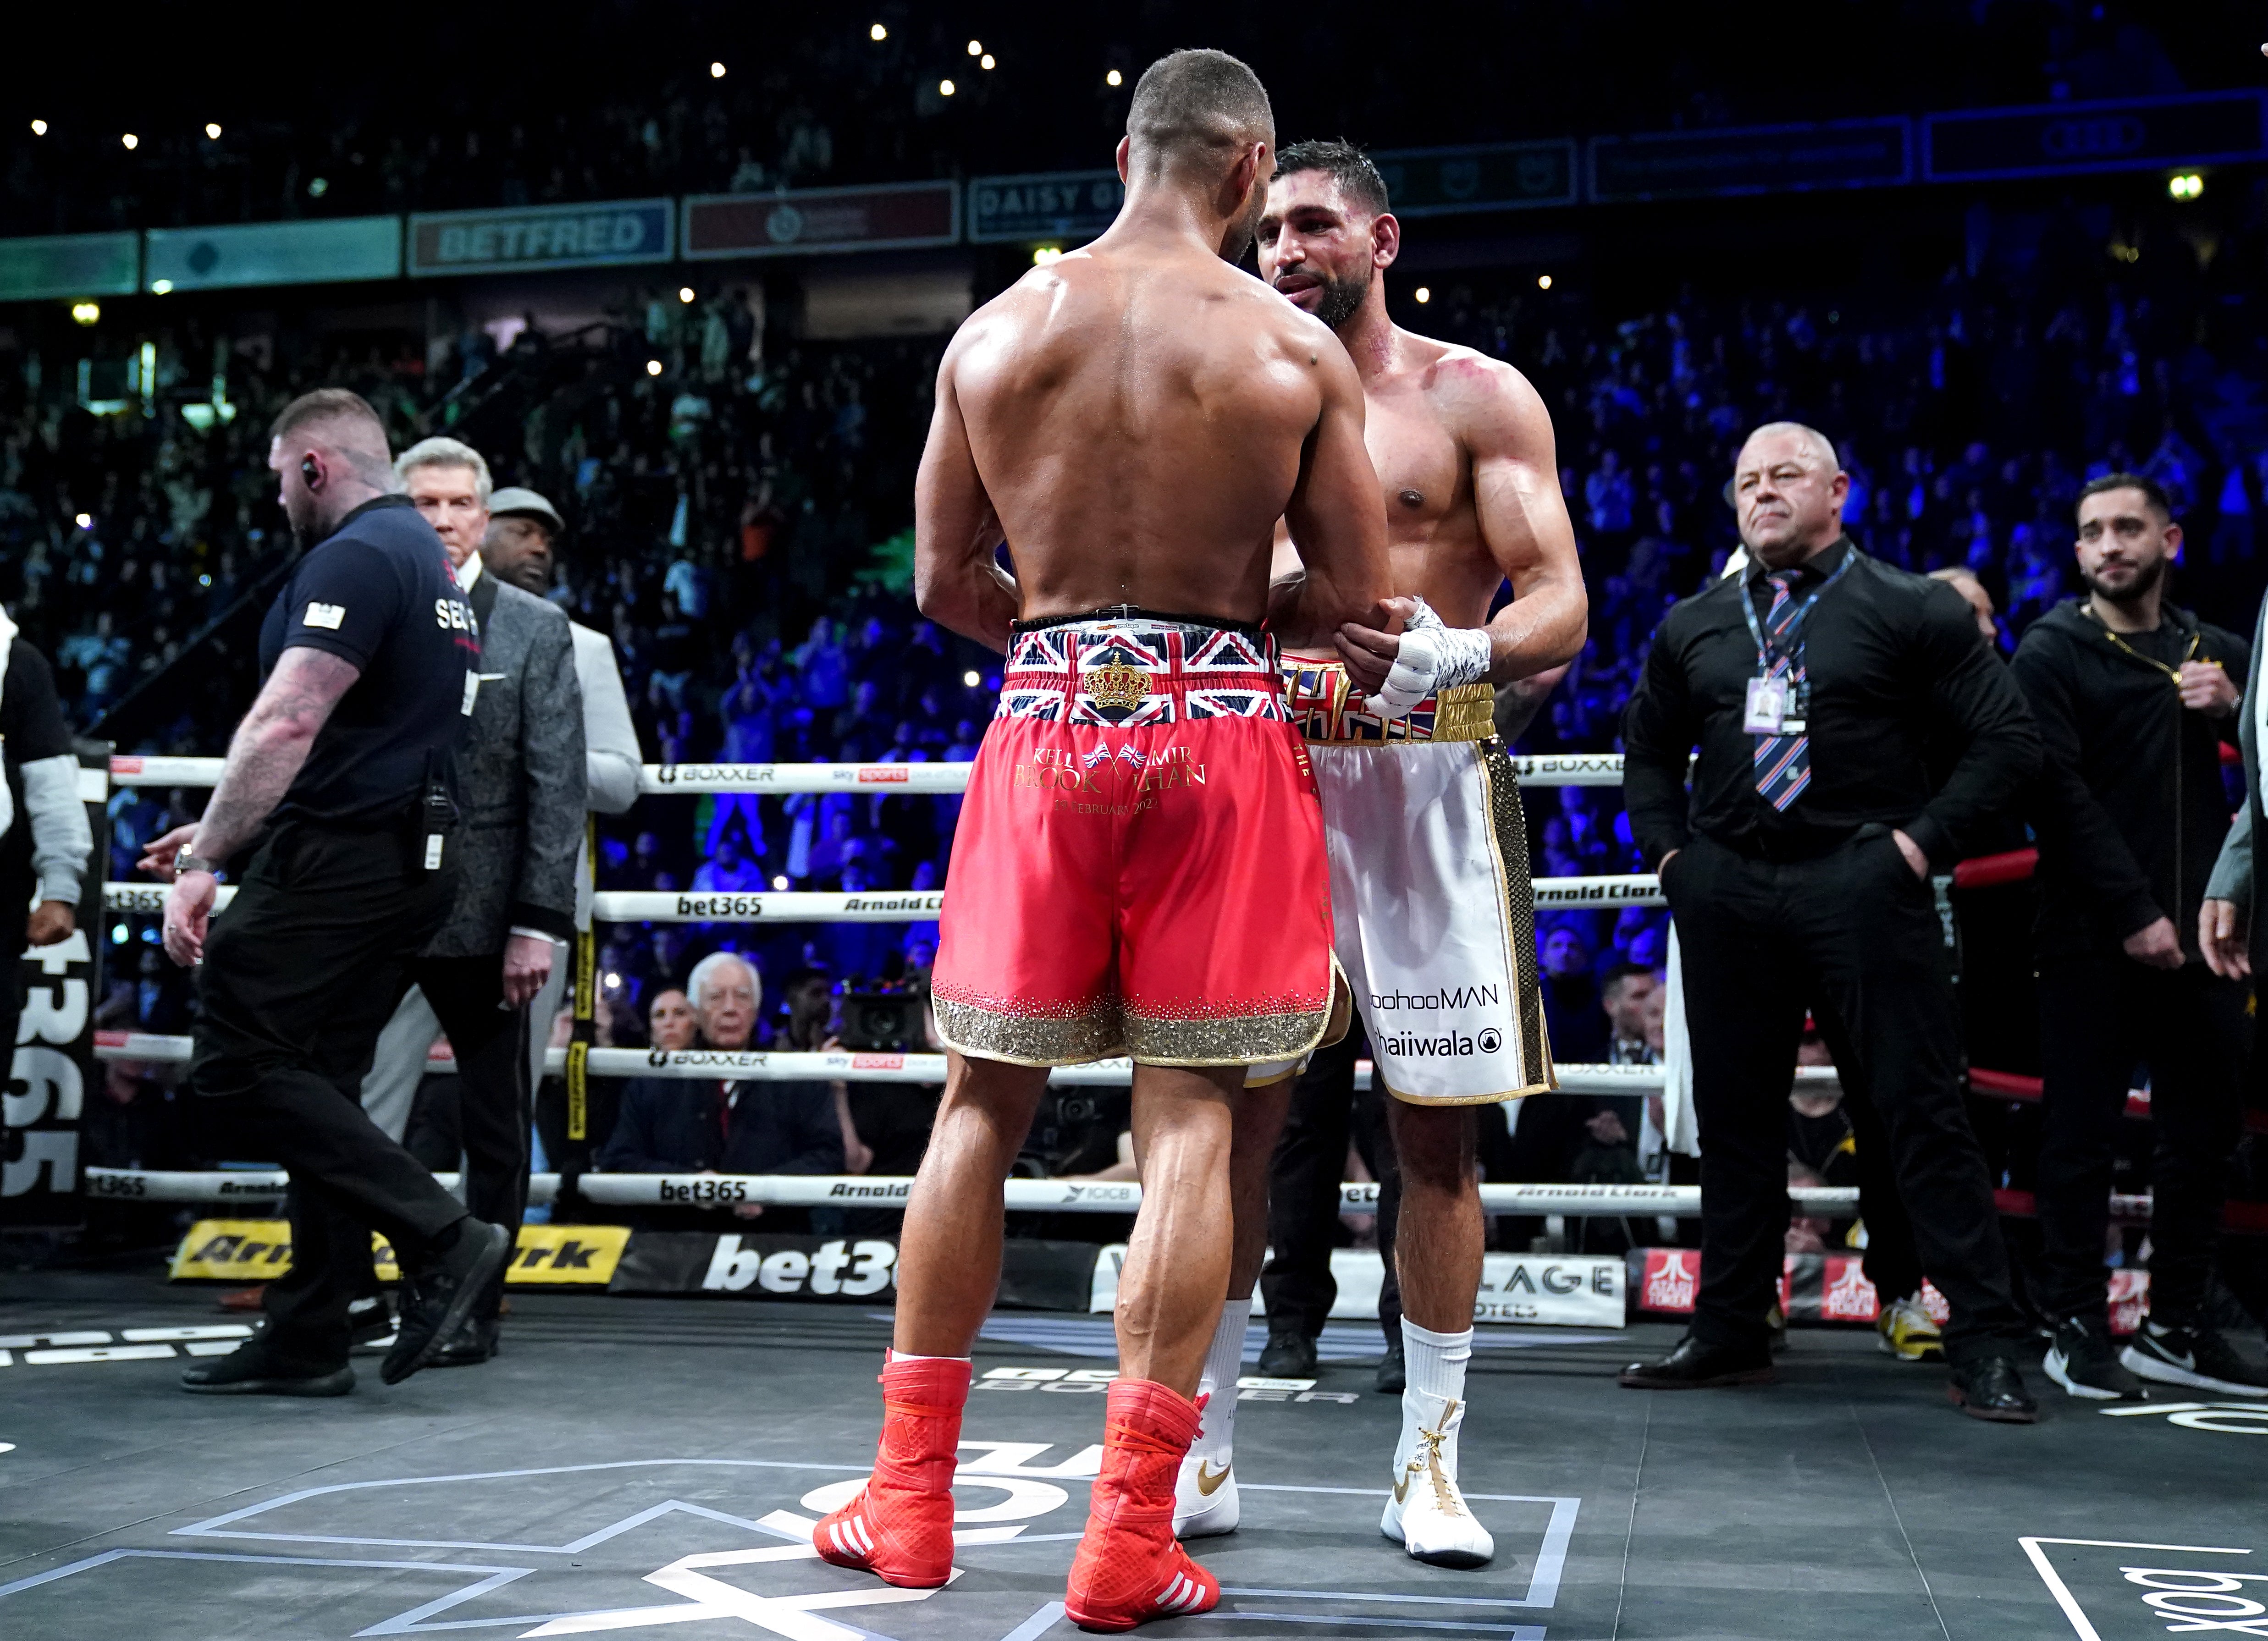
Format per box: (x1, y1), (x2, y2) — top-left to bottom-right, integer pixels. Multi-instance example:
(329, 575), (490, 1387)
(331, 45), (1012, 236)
(2205, 589), (2268, 982)
(348, 439), (585, 1363)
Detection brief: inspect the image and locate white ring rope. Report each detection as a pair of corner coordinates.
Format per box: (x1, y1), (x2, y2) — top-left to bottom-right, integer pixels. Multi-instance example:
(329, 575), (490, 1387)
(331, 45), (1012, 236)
(79, 1165), (1857, 1217)
(93, 1032), (1836, 1098)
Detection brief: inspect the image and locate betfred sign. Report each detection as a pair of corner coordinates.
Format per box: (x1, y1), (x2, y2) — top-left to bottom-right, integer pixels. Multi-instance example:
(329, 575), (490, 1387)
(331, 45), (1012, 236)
(408, 199), (673, 276)
(681, 182), (960, 260)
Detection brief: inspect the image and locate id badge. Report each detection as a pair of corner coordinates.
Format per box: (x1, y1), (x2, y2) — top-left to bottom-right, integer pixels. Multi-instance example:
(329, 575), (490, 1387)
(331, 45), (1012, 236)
(1743, 676), (1788, 735)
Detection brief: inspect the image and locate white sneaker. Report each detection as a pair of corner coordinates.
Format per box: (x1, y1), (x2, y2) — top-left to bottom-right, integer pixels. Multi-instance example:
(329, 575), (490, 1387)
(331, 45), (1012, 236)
(1173, 1449), (1239, 1539)
(1379, 1393), (1493, 1569)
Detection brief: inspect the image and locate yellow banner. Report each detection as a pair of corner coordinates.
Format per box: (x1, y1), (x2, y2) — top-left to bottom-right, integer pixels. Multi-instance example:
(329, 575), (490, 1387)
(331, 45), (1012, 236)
(170, 1221), (627, 1286)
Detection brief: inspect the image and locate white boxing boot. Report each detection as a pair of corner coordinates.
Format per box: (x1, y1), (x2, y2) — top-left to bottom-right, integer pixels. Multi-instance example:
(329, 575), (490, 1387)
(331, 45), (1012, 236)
(1174, 1299), (1247, 1539)
(1380, 1390), (1493, 1568)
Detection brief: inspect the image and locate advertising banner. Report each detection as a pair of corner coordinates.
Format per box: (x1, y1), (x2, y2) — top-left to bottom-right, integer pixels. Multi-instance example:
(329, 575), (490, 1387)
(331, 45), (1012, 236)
(1924, 90), (2268, 182)
(1589, 117), (1912, 202)
(966, 170), (1123, 243)
(1, 747), (107, 1223)
(144, 216), (401, 292)
(408, 199), (673, 277)
(1375, 140), (1578, 215)
(0, 232), (139, 302)
(170, 1221), (628, 1285)
(682, 182), (960, 260)
(612, 1229), (1101, 1311)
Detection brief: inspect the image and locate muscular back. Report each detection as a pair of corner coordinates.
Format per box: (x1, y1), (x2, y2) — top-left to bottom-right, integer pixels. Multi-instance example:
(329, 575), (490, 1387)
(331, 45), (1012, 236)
(919, 241), (1386, 642)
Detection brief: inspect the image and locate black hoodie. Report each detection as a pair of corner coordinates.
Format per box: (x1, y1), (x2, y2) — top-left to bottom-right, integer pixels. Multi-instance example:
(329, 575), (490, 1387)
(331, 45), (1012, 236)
(2009, 597), (2247, 957)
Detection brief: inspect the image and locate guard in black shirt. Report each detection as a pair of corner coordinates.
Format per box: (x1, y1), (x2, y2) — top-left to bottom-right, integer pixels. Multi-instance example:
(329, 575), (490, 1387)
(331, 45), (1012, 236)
(155, 389), (511, 1395)
(1620, 421), (2042, 1422)
(2013, 472), (2267, 1402)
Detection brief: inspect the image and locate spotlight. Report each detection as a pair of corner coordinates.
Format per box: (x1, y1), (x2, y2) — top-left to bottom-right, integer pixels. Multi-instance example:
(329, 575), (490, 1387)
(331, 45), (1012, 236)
(1106, 69), (1122, 87)
(1032, 245), (1063, 266)
(1537, 274), (1553, 290)
(150, 279), (173, 294)
(121, 132), (138, 150)
(939, 78), (956, 96)
(29, 119), (47, 136)
(869, 22), (887, 40)
(1414, 286), (1431, 304)
(646, 359), (663, 376)
(75, 512), (92, 527)
(679, 286), (695, 303)
(204, 122), (221, 139)
(772, 875), (790, 890)
(962, 669), (982, 688)
(710, 61), (726, 78)
(2169, 171), (2204, 201)
(981, 53), (995, 69)
(967, 39), (982, 55)
(70, 301), (99, 326)
(308, 176), (329, 197)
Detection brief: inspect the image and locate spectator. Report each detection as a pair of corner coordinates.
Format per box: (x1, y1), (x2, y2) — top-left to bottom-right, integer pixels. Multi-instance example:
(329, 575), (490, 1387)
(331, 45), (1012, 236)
(1539, 922), (1609, 1063)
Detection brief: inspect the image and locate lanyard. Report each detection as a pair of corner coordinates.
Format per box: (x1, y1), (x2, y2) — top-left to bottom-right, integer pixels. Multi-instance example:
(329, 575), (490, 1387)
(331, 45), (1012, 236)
(1739, 550), (1854, 676)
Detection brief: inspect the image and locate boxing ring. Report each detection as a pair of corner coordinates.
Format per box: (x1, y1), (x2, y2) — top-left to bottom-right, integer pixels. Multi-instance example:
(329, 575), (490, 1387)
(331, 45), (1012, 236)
(10, 753), (2265, 1641)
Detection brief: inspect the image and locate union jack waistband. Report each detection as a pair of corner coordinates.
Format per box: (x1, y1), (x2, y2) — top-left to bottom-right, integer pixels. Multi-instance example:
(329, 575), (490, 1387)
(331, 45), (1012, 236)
(995, 620), (1288, 727)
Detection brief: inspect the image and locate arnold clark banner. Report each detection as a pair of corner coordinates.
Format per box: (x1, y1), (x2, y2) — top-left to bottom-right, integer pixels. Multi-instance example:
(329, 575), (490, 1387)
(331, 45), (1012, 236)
(682, 182), (960, 260)
(408, 199), (673, 277)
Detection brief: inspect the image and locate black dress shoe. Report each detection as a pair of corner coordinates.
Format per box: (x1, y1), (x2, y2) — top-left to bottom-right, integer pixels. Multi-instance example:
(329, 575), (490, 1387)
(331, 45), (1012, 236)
(429, 1316), (501, 1368)
(1256, 1327), (1318, 1379)
(1375, 1338), (1406, 1394)
(182, 1339), (353, 1397)
(1618, 1333), (1777, 1389)
(1946, 1354), (2039, 1423)
(384, 1220), (511, 1386)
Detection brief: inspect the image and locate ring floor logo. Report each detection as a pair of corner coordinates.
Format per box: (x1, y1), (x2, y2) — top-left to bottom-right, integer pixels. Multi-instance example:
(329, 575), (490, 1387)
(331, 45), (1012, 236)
(2023, 1536), (2268, 1640)
(0, 1448), (1578, 1639)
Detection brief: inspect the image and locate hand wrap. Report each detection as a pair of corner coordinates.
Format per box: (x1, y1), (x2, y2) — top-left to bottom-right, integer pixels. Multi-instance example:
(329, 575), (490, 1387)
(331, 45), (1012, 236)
(1363, 597), (1493, 719)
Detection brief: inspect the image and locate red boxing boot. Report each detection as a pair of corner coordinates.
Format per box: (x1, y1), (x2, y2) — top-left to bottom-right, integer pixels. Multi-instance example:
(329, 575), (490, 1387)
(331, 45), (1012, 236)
(815, 1353), (971, 1589)
(1064, 1380), (1221, 1632)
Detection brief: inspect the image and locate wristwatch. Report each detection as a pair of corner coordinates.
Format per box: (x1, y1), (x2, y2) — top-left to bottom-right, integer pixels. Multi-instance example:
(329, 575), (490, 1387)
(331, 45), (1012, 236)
(175, 848), (224, 880)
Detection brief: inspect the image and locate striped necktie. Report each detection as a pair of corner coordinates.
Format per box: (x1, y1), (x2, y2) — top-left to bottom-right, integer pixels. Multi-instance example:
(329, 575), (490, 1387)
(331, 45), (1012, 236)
(1753, 570), (1811, 811)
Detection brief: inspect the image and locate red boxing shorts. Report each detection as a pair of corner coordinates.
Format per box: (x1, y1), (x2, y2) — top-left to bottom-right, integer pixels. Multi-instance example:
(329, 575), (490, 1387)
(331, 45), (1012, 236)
(932, 612), (1335, 1067)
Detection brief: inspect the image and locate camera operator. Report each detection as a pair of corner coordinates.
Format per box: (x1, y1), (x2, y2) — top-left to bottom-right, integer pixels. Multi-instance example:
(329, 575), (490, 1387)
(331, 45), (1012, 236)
(2018, 474), (2266, 1399)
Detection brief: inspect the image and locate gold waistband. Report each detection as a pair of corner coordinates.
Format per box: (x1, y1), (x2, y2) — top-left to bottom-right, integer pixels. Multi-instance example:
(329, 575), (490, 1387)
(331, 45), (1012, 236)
(1280, 662), (1496, 746)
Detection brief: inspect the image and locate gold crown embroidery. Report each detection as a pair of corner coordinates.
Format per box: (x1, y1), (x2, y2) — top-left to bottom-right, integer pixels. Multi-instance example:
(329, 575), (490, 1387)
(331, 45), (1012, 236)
(1087, 661), (1154, 710)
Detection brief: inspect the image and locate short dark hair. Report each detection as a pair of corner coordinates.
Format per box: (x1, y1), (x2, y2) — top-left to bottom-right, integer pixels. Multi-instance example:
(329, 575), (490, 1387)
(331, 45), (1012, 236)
(1126, 49), (1273, 174)
(2077, 470), (2173, 521)
(1275, 138), (1390, 217)
(1600, 961), (1658, 999)
(270, 387), (384, 446)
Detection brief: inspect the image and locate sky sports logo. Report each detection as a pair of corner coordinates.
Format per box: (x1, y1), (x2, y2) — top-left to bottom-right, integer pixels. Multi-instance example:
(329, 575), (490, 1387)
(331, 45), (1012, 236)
(1378, 1028), (1504, 1059)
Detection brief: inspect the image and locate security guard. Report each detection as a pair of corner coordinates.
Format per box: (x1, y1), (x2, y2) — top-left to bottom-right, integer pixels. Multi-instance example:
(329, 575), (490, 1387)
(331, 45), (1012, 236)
(1619, 421), (2042, 1422)
(156, 389), (510, 1396)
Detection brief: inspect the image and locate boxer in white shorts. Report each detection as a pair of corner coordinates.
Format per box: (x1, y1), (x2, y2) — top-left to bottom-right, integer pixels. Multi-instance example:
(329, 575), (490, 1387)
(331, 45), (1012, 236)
(1172, 139), (1588, 1569)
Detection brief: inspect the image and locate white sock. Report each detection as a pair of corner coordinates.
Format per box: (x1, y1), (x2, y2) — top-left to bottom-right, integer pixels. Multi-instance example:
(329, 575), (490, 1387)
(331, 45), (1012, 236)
(1396, 1317), (1473, 1476)
(885, 1349), (969, 1365)
(1191, 1300), (1248, 1461)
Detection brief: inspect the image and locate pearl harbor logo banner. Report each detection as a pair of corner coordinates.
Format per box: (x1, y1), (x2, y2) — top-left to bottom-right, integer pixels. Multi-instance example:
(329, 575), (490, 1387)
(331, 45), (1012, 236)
(1588, 117), (1911, 202)
(967, 170), (1124, 243)
(1924, 90), (2268, 182)
(408, 199), (673, 276)
(0, 232), (138, 303)
(1374, 141), (1578, 216)
(681, 182), (960, 260)
(143, 216), (401, 292)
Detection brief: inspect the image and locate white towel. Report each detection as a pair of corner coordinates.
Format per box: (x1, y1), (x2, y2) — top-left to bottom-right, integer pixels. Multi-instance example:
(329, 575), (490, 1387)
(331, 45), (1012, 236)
(0, 603), (18, 843)
(1661, 921), (1701, 1157)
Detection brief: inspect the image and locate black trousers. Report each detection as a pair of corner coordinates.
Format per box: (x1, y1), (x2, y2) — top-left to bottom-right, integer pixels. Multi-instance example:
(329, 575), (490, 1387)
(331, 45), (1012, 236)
(188, 821), (465, 1367)
(334, 954), (535, 1322)
(1259, 1028), (1402, 1344)
(1805, 1001), (1925, 1304)
(1670, 830), (2025, 1362)
(2036, 951), (2247, 1326)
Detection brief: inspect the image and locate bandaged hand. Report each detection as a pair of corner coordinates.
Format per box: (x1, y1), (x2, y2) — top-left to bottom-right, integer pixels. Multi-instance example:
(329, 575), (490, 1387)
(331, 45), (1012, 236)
(1343, 596), (1493, 720)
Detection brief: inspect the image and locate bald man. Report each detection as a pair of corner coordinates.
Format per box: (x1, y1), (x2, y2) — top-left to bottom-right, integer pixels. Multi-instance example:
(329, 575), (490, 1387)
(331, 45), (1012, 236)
(1620, 422), (2043, 1422)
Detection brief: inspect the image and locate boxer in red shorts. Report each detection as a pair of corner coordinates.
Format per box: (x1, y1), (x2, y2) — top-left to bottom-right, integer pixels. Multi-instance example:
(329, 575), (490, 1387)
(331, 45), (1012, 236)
(812, 48), (1394, 1633)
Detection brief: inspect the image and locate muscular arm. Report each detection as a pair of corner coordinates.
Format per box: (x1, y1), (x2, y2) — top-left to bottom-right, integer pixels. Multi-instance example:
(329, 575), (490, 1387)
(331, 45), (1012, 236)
(1471, 366), (1587, 683)
(1275, 338), (1391, 653)
(194, 646), (362, 862)
(913, 341), (1019, 654)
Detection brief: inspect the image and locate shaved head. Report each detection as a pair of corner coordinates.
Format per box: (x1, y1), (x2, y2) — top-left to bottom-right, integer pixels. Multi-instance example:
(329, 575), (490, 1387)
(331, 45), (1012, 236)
(1733, 421), (1849, 568)
(1126, 49), (1273, 179)
(267, 387), (397, 537)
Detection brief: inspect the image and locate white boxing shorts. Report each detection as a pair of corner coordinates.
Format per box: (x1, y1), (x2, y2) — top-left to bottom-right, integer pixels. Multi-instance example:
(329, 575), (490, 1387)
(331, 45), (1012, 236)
(1270, 661), (1556, 1106)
